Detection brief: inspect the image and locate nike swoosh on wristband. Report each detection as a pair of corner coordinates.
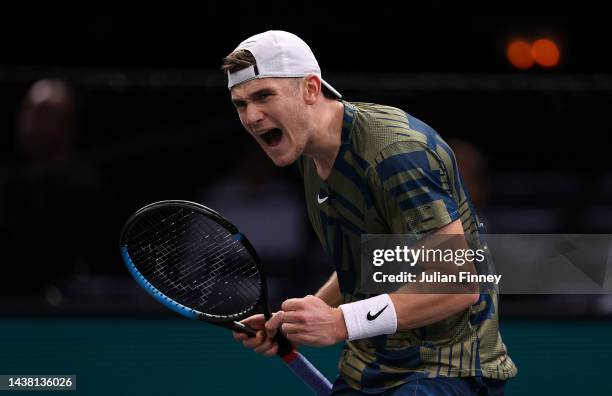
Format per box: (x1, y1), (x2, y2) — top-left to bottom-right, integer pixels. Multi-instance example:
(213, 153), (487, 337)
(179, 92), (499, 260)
(317, 194), (328, 204)
(366, 304), (389, 321)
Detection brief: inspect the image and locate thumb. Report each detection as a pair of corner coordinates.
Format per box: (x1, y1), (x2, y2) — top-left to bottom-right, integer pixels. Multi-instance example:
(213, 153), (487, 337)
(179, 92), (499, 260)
(265, 311), (284, 338)
(241, 314), (267, 330)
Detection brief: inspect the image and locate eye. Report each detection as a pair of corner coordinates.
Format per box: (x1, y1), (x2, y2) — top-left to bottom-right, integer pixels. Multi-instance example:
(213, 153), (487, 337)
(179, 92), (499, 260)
(257, 92), (271, 100)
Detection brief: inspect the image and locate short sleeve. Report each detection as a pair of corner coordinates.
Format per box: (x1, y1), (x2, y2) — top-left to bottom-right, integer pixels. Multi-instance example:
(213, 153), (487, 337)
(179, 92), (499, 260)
(368, 141), (460, 236)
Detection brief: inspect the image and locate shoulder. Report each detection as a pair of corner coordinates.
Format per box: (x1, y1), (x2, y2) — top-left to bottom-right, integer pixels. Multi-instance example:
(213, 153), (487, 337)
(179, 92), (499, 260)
(347, 102), (441, 166)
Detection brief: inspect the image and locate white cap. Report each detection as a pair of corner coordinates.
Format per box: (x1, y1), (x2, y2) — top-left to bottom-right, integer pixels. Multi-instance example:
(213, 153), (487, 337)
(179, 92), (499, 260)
(227, 30), (341, 98)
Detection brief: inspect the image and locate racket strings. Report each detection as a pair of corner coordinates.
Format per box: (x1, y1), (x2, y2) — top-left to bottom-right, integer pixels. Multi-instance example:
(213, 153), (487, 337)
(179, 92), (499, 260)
(128, 207), (192, 245)
(130, 227), (259, 316)
(125, 208), (262, 318)
(189, 213), (261, 308)
(132, 213), (260, 309)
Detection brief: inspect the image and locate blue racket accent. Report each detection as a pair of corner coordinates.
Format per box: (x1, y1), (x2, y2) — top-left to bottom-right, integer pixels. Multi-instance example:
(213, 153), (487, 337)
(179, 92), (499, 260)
(121, 245), (199, 320)
(233, 233), (243, 241)
(286, 352), (332, 396)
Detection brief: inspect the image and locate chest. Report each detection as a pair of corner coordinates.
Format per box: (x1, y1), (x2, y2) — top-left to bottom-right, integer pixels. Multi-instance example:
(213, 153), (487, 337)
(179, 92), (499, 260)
(302, 159), (388, 257)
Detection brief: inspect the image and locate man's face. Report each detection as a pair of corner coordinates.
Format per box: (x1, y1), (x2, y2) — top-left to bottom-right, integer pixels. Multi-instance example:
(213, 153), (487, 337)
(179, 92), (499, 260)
(231, 77), (310, 167)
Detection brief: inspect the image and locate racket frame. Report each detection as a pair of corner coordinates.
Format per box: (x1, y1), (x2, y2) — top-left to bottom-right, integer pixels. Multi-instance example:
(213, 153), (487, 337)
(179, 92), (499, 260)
(120, 200), (286, 347)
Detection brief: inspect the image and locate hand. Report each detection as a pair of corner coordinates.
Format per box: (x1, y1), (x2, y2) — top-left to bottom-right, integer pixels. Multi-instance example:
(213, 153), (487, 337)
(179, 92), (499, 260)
(232, 313), (280, 356)
(266, 295), (348, 347)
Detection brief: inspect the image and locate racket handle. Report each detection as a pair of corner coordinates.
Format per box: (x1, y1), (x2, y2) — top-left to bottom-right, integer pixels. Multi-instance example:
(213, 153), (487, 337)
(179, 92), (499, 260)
(236, 323), (331, 394)
(233, 319), (293, 354)
(231, 321), (258, 337)
(281, 350), (332, 396)
(275, 332), (294, 357)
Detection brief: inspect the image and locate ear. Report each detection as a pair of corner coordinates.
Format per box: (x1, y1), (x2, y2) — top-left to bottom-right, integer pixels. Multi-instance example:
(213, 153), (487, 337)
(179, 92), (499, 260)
(302, 74), (321, 105)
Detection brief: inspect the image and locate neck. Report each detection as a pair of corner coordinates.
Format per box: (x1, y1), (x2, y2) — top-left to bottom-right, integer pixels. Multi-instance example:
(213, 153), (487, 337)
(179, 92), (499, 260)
(306, 100), (345, 180)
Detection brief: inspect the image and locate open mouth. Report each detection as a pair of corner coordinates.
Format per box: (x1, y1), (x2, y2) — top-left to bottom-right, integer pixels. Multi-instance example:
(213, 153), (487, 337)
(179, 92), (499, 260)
(260, 128), (283, 147)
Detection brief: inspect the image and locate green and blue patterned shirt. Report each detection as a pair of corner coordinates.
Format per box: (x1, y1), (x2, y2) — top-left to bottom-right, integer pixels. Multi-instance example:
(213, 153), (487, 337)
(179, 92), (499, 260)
(296, 101), (517, 392)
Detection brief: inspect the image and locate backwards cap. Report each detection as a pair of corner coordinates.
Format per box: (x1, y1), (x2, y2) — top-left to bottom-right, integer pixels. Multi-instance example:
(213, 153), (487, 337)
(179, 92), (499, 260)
(227, 30), (341, 98)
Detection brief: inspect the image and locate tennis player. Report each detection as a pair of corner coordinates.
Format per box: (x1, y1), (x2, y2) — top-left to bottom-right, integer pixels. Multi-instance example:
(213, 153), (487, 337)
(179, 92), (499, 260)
(225, 31), (516, 395)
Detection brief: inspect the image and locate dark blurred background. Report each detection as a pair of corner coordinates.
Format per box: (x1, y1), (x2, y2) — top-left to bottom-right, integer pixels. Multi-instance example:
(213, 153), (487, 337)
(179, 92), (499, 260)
(0, 9), (611, 395)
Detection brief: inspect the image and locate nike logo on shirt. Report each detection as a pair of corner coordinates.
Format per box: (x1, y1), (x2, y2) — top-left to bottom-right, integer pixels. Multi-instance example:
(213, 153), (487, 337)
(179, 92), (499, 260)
(367, 304), (389, 321)
(317, 193), (328, 204)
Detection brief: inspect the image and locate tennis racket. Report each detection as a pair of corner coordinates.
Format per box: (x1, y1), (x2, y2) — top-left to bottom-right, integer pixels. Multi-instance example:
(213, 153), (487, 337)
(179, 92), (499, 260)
(119, 200), (332, 395)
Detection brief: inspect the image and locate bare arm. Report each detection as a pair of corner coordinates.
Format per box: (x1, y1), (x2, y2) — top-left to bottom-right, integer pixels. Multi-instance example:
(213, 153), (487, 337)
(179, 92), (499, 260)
(390, 219), (479, 330)
(389, 293), (477, 330)
(315, 272), (342, 307)
(266, 219), (479, 346)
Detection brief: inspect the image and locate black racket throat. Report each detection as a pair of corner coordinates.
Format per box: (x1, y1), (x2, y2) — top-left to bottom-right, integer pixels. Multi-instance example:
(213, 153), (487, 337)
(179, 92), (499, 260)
(204, 304), (294, 357)
(219, 320), (294, 357)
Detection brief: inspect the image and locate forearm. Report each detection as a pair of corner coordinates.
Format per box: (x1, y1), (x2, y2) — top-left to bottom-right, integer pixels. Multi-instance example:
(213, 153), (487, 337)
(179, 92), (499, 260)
(315, 272), (342, 307)
(389, 292), (479, 330)
(387, 218), (479, 330)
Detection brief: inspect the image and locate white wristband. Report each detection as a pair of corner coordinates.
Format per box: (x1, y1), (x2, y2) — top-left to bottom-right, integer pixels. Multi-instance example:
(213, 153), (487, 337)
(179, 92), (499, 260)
(339, 294), (397, 341)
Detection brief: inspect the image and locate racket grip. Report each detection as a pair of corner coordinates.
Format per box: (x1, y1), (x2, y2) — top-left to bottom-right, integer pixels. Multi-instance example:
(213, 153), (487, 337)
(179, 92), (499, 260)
(232, 321), (258, 337)
(237, 322), (331, 394)
(275, 332), (294, 357)
(282, 350), (332, 396)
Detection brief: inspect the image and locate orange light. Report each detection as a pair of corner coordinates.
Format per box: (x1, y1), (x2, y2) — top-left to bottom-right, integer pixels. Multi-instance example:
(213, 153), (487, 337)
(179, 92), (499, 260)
(532, 38), (560, 68)
(507, 40), (534, 70)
